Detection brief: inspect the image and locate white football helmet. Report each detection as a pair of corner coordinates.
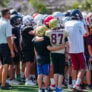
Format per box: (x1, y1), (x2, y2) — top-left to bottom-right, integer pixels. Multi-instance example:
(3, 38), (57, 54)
(23, 15), (35, 26)
(52, 11), (64, 24)
(34, 14), (43, 25)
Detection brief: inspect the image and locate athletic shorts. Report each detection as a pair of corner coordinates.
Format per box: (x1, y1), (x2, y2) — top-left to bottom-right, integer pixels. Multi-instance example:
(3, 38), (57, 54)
(22, 50), (34, 63)
(0, 44), (12, 65)
(70, 53), (85, 70)
(51, 53), (65, 75)
(37, 64), (50, 76)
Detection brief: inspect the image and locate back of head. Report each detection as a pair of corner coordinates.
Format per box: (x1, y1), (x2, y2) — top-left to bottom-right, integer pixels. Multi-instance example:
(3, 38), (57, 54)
(1, 8), (10, 17)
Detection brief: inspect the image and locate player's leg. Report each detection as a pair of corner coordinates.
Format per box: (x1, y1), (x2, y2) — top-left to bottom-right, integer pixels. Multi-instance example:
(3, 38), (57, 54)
(37, 64), (43, 92)
(74, 53), (85, 91)
(43, 64), (50, 92)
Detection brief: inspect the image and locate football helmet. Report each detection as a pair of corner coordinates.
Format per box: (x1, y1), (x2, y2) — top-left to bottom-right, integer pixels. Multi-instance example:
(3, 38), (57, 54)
(52, 11), (64, 25)
(23, 15), (35, 27)
(32, 13), (39, 19)
(34, 14), (43, 24)
(49, 18), (58, 29)
(10, 9), (18, 15)
(86, 13), (92, 26)
(52, 11), (64, 20)
(71, 9), (83, 20)
(42, 14), (48, 23)
(62, 16), (71, 24)
(36, 25), (48, 36)
(64, 11), (71, 17)
(86, 13), (92, 34)
(44, 15), (54, 26)
(10, 14), (22, 26)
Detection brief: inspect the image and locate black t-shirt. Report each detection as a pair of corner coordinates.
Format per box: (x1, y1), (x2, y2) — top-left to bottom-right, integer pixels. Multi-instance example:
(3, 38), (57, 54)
(84, 36), (89, 55)
(32, 36), (51, 64)
(12, 27), (20, 51)
(87, 34), (92, 45)
(21, 26), (34, 50)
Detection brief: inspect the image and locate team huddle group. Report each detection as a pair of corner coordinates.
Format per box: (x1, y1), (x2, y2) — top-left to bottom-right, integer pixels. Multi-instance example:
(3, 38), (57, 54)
(0, 8), (92, 92)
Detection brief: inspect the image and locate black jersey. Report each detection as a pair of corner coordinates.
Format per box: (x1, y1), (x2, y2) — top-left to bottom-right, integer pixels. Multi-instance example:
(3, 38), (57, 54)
(12, 26), (20, 51)
(32, 36), (51, 64)
(21, 26), (34, 50)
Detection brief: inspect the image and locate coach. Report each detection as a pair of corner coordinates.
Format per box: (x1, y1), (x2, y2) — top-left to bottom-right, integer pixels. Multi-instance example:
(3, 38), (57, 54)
(0, 8), (14, 89)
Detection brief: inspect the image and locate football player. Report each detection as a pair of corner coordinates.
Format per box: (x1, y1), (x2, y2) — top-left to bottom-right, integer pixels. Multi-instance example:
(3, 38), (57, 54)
(45, 18), (67, 92)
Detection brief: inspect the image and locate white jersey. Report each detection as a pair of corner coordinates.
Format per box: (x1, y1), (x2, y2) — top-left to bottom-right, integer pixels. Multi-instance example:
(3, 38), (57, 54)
(65, 20), (86, 53)
(45, 28), (67, 53)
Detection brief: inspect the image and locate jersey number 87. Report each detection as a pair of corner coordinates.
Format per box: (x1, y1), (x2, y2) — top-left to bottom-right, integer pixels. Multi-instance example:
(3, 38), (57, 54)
(51, 33), (63, 45)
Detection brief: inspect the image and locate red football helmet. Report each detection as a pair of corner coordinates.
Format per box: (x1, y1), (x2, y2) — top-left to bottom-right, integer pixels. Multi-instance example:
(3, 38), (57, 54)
(44, 15), (54, 26)
(32, 13), (39, 19)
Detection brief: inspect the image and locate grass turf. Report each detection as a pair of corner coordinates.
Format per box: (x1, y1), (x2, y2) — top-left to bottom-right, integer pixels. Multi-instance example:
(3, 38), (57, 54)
(0, 85), (92, 92)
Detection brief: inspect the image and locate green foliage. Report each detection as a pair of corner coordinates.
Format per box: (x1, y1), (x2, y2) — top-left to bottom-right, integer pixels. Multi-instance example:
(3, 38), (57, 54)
(29, 0), (48, 13)
(81, 0), (92, 11)
(71, 0), (92, 11)
(0, 0), (9, 6)
(71, 2), (79, 9)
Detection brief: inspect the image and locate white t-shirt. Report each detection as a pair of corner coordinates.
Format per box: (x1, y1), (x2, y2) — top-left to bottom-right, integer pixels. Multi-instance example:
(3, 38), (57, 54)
(65, 20), (86, 53)
(0, 17), (12, 44)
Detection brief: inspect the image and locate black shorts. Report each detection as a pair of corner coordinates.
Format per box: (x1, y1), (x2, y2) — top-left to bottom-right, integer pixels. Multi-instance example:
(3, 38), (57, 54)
(22, 50), (34, 63)
(0, 44), (12, 65)
(51, 53), (65, 75)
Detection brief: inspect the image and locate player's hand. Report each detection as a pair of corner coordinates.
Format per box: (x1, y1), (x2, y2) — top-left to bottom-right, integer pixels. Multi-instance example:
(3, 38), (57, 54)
(89, 57), (92, 62)
(11, 50), (15, 58)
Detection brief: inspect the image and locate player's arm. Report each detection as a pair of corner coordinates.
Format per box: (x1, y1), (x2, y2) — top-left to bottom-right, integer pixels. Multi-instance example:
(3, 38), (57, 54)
(12, 34), (18, 52)
(6, 24), (15, 58)
(88, 45), (92, 61)
(47, 45), (65, 51)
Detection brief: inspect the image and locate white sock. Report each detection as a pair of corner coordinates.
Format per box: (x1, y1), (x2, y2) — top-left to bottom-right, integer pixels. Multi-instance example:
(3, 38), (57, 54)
(26, 78), (29, 81)
(31, 74), (35, 78)
(76, 78), (81, 85)
(72, 80), (76, 86)
(50, 78), (55, 85)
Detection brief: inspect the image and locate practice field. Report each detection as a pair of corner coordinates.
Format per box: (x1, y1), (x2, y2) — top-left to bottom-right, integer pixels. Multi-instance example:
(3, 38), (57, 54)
(0, 85), (92, 92)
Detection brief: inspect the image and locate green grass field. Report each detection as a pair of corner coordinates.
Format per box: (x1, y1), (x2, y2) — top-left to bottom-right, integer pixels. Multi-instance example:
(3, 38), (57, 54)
(0, 85), (92, 92)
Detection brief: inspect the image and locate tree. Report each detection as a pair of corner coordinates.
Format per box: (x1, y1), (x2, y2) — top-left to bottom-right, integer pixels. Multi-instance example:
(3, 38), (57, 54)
(0, 0), (9, 6)
(71, 2), (79, 9)
(29, 0), (48, 13)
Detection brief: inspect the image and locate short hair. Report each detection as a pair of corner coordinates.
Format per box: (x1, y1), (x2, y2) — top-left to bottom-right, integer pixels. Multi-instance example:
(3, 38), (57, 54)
(1, 8), (10, 16)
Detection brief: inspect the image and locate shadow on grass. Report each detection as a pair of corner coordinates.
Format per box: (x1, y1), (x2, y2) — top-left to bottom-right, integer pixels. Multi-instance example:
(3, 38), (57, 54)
(0, 86), (91, 92)
(12, 85), (38, 92)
